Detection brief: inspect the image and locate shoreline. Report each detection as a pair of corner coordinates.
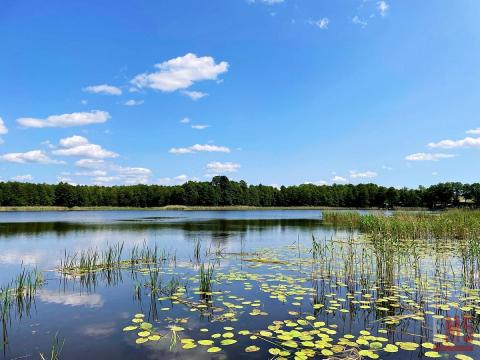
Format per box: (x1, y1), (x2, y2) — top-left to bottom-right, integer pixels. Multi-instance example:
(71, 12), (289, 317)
(0, 205), (428, 212)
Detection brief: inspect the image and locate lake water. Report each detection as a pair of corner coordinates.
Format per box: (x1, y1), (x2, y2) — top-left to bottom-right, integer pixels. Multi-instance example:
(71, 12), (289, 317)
(0, 210), (477, 359)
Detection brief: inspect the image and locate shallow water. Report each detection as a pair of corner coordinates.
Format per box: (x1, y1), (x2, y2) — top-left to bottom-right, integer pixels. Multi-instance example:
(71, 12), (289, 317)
(0, 210), (478, 359)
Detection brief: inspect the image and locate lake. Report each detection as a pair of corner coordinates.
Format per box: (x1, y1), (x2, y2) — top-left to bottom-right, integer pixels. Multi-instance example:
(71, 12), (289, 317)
(0, 210), (477, 360)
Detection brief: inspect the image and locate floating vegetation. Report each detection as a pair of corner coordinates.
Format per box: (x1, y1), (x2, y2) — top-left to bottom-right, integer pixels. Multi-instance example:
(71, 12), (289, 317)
(7, 210), (480, 359)
(114, 231), (480, 359)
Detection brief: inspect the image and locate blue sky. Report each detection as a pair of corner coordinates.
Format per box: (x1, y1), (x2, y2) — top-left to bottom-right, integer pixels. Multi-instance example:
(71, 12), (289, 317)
(1, 0), (479, 188)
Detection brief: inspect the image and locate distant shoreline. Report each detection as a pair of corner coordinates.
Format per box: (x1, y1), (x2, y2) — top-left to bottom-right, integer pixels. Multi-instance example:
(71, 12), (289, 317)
(0, 206), (427, 212)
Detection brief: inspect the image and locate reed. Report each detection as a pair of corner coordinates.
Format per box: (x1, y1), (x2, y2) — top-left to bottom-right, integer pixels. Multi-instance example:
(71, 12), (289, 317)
(199, 262), (215, 294)
(323, 209), (480, 240)
(59, 242), (171, 276)
(40, 333), (64, 360)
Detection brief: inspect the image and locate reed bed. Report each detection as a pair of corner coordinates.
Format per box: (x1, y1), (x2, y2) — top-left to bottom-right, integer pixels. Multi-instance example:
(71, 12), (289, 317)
(322, 209), (480, 240)
(58, 242), (173, 276)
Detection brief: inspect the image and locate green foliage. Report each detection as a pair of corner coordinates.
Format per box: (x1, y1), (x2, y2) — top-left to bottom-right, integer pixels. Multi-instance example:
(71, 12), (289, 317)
(323, 209), (480, 240)
(1, 178), (479, 209)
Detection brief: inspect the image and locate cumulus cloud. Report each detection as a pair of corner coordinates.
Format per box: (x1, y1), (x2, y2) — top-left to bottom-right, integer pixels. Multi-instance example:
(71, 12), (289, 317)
(191, 124), (209, 130)
(114, 166), (151, 184)
(157, 174), (191, 185)
(352, 16), (368, 28)
(53, 135), (118, 159)
(466, 128), (480, 135)
(75, 159), (105, 169)
(331, 175), (348, 183)
(405, 152), (456, 161)
(377, 1), (389, 16)
(0, 150), (64, 164)
(182, 90), (208, 101)
(131, 53), (228, 92)
(304, 180), (328, 186)
(11, 174), (33, 182)
(428, 137), (480, 149)
(180, 117), (190, 124)
(17, 110), (110, 128)
(74, 170), (108, 177)
(310, 17), (329, 29)
(206, 161), (240, 174)
(349, 170), (378, 179)
(124, 99), (144, 106)
(169, 144), (230, 154)
(83, 84), (122, 95)
(252, 0), (285, 4)
(0, 117), (8, 135)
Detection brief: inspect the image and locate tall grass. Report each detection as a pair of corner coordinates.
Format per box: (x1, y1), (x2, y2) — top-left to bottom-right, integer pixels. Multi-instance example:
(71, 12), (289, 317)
(59, 242), (172, 276)
(199, 262), (214, 294)
(322, 210), (480, 240)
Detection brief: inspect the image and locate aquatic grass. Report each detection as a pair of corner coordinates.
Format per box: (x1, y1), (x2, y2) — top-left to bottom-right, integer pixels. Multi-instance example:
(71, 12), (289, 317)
(40, 333), (64, 360)
(58, 242), (173, 277)
(1, 267), (44, 349)
(323, 209), (480, 241)
(199, 262), (215, 294)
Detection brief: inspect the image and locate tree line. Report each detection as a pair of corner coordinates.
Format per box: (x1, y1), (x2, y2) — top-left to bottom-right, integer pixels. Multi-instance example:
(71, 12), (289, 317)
(0, 176), (479, 209)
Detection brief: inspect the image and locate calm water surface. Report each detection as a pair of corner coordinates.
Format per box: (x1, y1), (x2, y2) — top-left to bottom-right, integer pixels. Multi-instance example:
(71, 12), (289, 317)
(0, 210), (476, 359)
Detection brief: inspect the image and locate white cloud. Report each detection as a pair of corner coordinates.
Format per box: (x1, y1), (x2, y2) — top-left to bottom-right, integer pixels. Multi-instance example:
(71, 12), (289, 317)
(75, 170), (108, 177)
(182, 90), (208, 101)
(191, 124), (209, 130)
(466, 128), (480, 135)
(377, 1), (389, 16)
(432, 172), (439, 176)
(331, 175), (348, 183)
(405, 152), (456, 161)
(349, 170), (378, 179)
(131, 53), (228, 92)
(75, 159), (105, 169)
(0, 117), (8, 135)
(157, 174), (191, 185)
(310, 17), (329, 29)
(57, 176), (76, 185)
(53, 135), (118, 159)
(169, 144), (230, 154)
(11, 174), (33, 182)
(17, 110), (110, 128)
(39, 290), (104, 308)
(180, 117), (190, 124)
(352, 16), (368, 28)
(0, 150), (64, 164)
(428, 136), (480, 149)
(257, 0), (284, 4)
(304, 180), (328, 186)
(93, 176), (119, 184)
(114, 166), (151, 184)
(206, 161), (240, 174)
(124, 99), (144, 106)
(83, 84), (122, 96)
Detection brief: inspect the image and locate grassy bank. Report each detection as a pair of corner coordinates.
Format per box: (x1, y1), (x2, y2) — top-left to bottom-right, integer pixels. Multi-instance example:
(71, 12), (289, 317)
(0, 205), (427, 212)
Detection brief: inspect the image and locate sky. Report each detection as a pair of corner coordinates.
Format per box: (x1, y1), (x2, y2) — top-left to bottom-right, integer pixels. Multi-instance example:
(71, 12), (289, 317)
(1, 0), (480, 188)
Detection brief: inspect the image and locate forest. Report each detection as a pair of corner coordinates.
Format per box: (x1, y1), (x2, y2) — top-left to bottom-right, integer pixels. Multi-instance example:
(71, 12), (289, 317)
(0, 176), (479, 209)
